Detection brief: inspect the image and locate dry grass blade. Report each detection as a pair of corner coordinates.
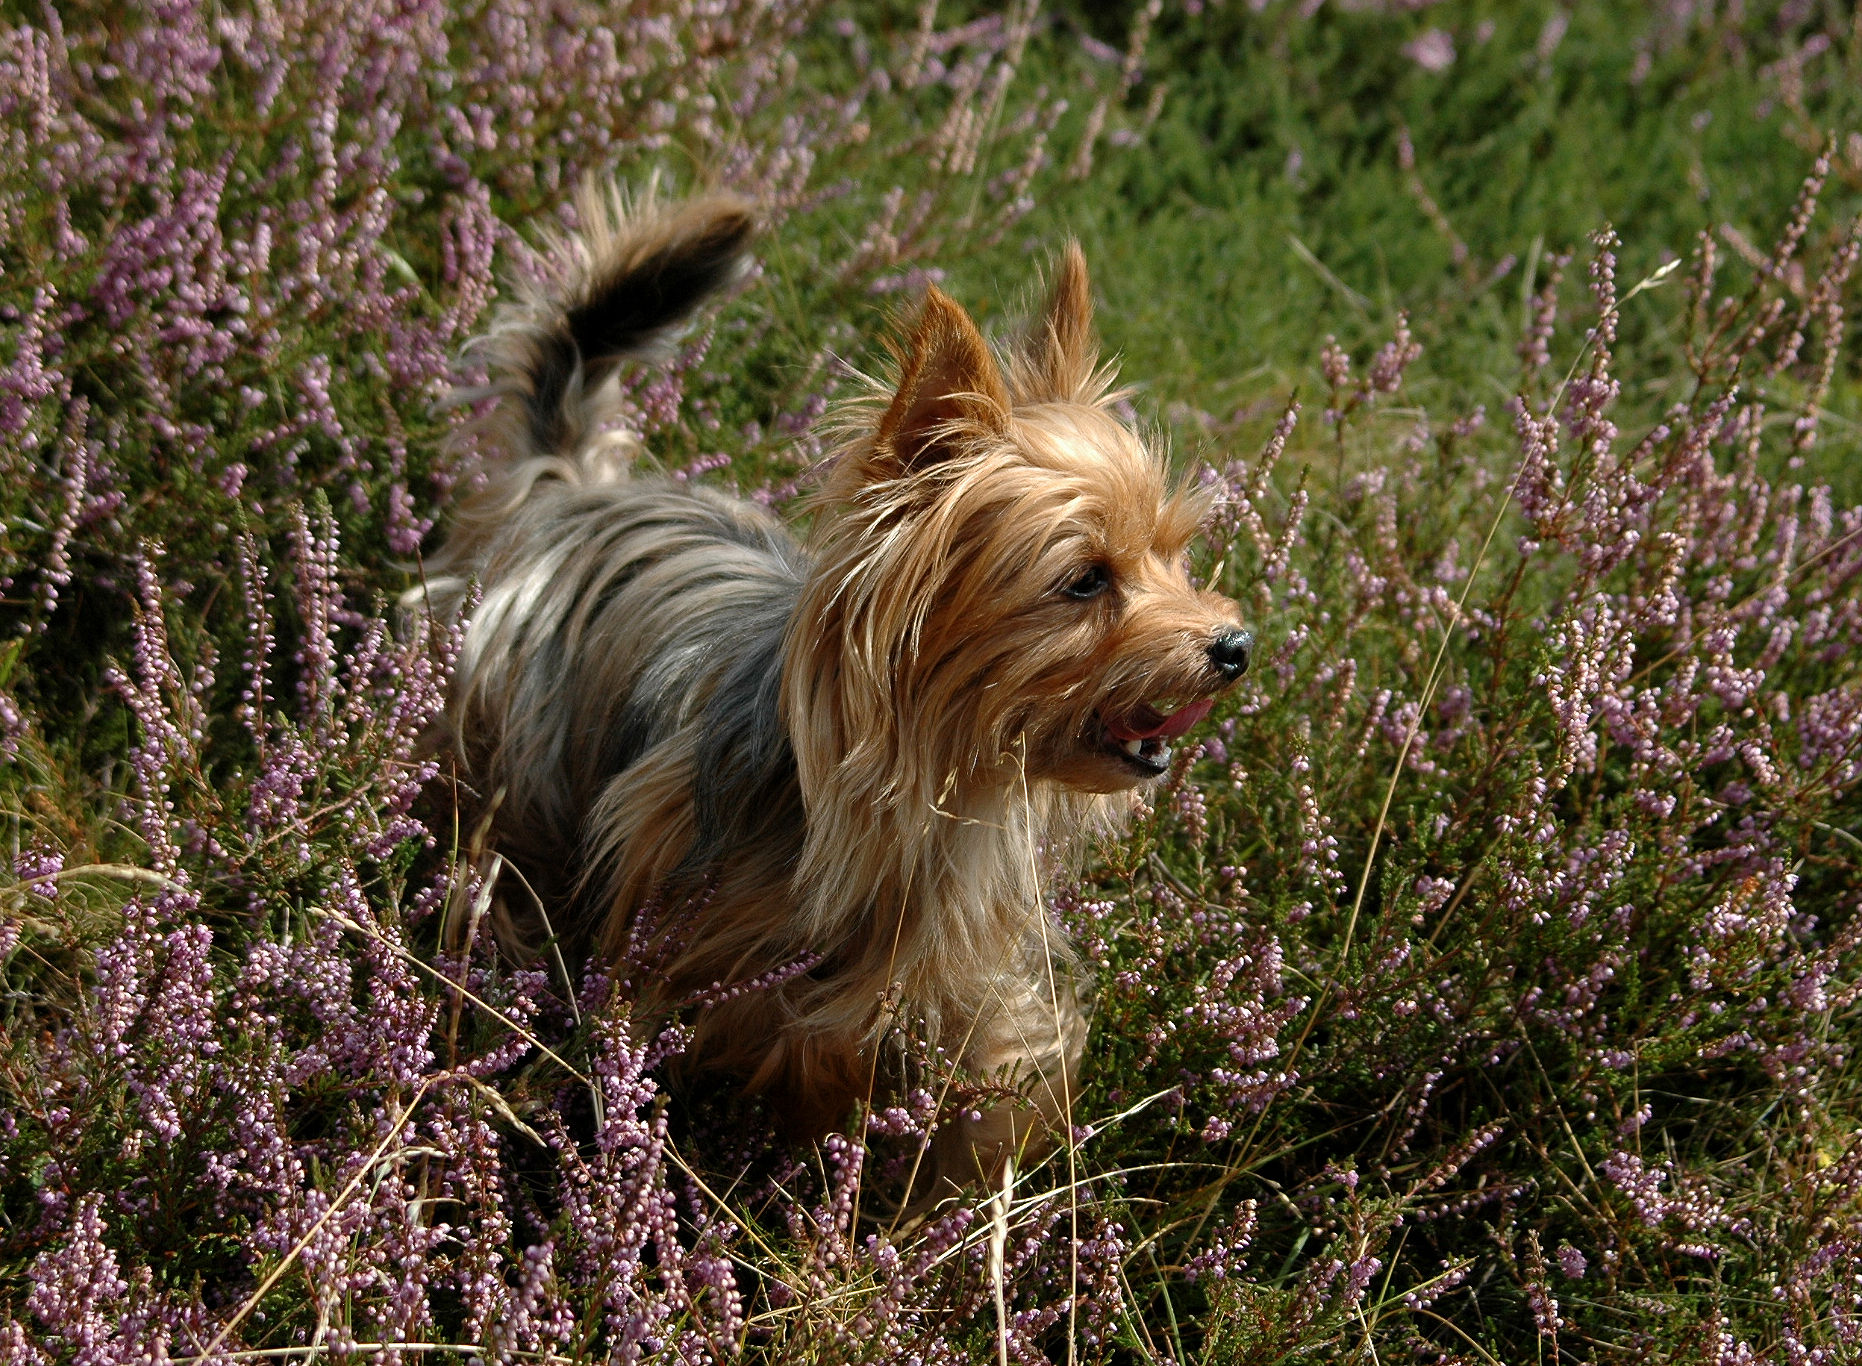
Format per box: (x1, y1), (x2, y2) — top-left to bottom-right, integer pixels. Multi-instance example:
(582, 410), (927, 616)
(990, 1154), (1014, 1366)
(195, 1081), (433, 1359)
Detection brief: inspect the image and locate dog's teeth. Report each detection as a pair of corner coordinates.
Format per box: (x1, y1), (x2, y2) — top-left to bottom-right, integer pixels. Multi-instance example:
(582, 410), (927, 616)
(1123, 737), (1144, 757)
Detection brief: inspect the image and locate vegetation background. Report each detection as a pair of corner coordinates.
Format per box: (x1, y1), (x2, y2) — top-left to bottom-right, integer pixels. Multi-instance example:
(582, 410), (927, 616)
(2, 0), (1859, 1361)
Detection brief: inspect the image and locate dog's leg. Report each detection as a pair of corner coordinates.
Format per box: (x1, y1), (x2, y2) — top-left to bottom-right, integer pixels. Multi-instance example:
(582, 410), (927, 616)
(923, 972), (1088, 1197)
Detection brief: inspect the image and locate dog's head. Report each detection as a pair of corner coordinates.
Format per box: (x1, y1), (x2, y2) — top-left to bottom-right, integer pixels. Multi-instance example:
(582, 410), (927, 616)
(789, 245), (1250, 805)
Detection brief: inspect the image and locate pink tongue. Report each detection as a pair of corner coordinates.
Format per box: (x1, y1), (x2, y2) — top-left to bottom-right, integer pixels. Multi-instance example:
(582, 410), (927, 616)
(1104, 698), (1214, 743)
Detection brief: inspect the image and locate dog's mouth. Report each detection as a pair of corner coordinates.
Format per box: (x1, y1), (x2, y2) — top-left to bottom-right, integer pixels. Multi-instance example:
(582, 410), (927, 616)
(1094, 698), (1214, 777)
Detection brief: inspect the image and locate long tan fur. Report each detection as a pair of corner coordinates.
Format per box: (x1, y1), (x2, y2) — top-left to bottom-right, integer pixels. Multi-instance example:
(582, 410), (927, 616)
(419, 188), (1253, 1191)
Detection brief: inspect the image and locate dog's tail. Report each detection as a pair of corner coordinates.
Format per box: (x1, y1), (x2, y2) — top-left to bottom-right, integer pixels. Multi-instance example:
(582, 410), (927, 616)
(465, 184), (757, 464)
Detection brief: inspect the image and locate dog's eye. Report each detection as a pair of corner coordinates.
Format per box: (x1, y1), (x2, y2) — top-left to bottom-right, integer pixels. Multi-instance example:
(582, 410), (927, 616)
(1061, 564), (1112, 600)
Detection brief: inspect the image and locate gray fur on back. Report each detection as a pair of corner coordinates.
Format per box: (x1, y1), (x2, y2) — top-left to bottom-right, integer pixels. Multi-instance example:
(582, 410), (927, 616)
(423, 473), (807, 914)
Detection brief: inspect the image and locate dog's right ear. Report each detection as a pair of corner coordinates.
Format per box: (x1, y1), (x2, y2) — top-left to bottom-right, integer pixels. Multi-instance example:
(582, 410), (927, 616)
(1013, 241), (1099, 403)
(871, 288), (1011, 474)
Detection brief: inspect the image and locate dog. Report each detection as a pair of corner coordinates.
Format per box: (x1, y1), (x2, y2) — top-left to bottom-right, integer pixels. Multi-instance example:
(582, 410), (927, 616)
(419, 185), (1252, 1190)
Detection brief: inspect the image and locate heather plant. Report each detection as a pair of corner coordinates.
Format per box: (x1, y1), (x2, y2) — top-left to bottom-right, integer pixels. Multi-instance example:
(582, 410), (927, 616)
(1077, 173), (1862, 1361)
(3, 0), (1862, 1363)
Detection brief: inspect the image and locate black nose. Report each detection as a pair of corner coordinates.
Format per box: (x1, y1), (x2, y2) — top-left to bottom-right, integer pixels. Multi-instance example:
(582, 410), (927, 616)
(1208, 627), (1253, 680)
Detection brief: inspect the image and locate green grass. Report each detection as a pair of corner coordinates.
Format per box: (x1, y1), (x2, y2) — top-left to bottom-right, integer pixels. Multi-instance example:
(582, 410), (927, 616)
(1048, 2), (1861, 479)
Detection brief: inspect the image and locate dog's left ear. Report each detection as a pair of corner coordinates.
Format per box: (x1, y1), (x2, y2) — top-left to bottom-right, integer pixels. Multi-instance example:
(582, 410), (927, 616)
(1014, 241), (1099, 403)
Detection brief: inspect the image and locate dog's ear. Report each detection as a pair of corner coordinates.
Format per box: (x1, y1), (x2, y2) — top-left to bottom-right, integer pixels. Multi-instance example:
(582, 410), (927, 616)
(874, 287), (1011, 472)
(1015, 241), (1099, 402)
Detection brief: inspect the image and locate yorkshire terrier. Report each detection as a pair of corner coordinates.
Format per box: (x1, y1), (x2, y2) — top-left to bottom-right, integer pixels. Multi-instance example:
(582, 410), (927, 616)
(421, 186), (1251, 1189)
